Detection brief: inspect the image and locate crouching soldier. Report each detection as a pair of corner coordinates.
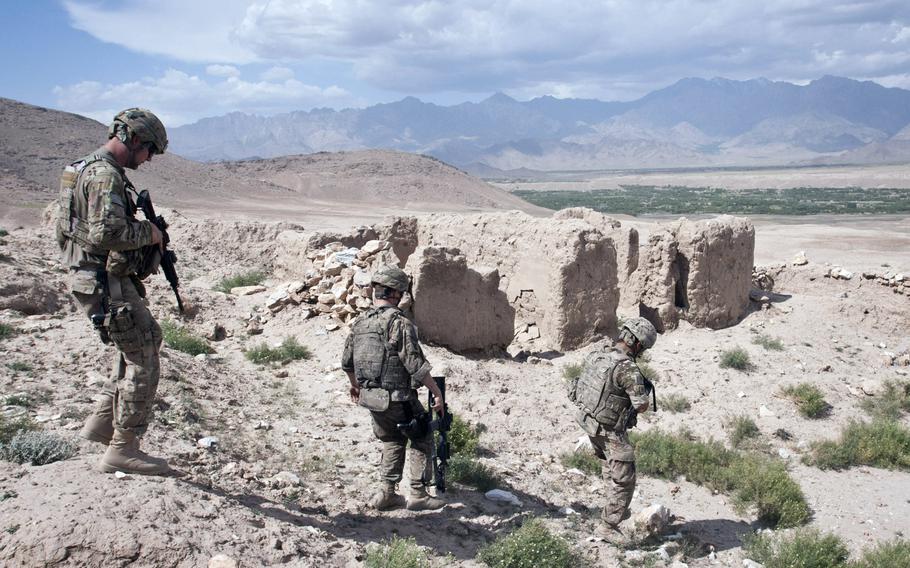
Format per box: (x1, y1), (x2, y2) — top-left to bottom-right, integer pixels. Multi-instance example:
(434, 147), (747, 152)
(342, 265), (446, 511)
(567, 317), (658, 540)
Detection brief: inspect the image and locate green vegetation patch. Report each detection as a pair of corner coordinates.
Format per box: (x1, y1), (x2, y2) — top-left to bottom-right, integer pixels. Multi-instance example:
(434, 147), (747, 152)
(0, 413), (36, 445)
(0, 430), (77, 465)
(244, 336), (311, 365)
(365, 535), (432, 568)
(752, 333), (785, 351)
(860, 380), (910, 420)
(478, 518), (582, 568)
(161, 320), (214, 356)
(662, 393), (691, 413)
(513, 185), (910, 216)
(449, 454), (501, 491)
(805, 419), (910, 471)
(782, 383), (829, 419)
(216, 270), (267, 293)
(743, 529), (849, 568)
(560, 450), (602, 476)
(728, 415), (761, 448)
(851, 539), (910, 568)
(0, 323), (15, 340)
(719, 347), (753, 371)
(562, 363), (584, 382)
(449, 414), (482, 456)
(633, 429), (809, 528)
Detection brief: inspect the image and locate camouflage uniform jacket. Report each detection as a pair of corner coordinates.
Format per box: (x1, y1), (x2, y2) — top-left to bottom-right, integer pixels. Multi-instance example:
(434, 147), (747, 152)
(60, 147), (154, 294)
(574, 347), (650, 437)
(341, 306), (432, 399)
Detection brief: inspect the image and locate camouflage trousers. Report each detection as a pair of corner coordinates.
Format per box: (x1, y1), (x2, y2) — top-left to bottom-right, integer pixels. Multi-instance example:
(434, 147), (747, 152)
(73, 274), (162, 435)
(370, 399), (433, 492)
(590, 430), (636, 526)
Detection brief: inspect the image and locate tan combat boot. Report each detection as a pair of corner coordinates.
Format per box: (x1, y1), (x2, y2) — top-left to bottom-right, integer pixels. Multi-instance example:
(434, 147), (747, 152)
(79, 394), (114, 445)
(97, 429), (173, 476)
(368, 483), (406, 511)
(595, 522), (628, 546)
(406, 487), (445, 511)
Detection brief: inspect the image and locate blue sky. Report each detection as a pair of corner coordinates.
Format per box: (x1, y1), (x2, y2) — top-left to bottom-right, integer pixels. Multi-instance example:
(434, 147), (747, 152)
(2, 0), (910, 126)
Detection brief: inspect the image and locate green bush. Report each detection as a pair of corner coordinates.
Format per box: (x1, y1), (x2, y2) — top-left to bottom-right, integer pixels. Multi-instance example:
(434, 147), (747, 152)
(0, 323), (14, 340)
(0, 413), (36, 445)
(216, 270), (266, 293)
(1, 430), (77, 465)
(448, 414), (481, 456)
(0, 228), (8, 237)
(728, 415), (761, 448)
(719, 347), (753, 371)
(860, 380), (910, 420)
(806, 419), (910, 471)
(662, 393), (691, 413)
(478, 518), (581, 568)
(449, 454), (501, 491)
(851, 539), (910, 568)
(5, 362), (32, 373)
(559, 450), (602, 475)
(752, 333), (785, 351)
(244, 336), (311, 365)
(364, 535), (432, 568)
(782, 383), (829, 419)
(743, 529), (849, 568)
(562, 363), (583, 382)
(633, 429), (810, 528)
(161, 320), (214, 356)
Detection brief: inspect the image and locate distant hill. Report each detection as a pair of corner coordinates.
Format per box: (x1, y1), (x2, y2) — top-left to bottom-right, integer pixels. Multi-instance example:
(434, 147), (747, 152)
(170, 76), (910, 170)
(0, 98), (537, 226)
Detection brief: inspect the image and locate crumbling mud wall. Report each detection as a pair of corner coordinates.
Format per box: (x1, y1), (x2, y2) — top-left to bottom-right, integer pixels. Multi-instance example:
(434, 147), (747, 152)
(381, 211), (619, 351)
(406, 247), (514, 351)
(634, 216), (754, 331)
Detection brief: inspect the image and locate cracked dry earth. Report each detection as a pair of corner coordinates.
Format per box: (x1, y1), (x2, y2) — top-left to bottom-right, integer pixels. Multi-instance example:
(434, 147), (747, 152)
(0, 215), (909, 568)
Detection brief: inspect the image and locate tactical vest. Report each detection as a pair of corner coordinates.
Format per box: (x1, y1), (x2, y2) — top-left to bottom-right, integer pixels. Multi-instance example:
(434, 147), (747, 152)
(351, 307), (410, 392)
(569, 350), (632, 431)
(55, 154), (107, 255)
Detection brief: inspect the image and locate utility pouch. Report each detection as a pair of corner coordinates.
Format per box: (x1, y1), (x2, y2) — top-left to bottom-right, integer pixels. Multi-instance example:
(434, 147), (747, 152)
(107, 305), (142, 352)
(358, 388), (390, 412)
(397, 412), (430, 441)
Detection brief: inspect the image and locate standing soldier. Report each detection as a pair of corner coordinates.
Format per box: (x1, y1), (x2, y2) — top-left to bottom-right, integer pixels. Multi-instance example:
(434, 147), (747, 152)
(55, 108), (175, 476)
(342, 265), (446, 511)
(567, 317), (658, 540)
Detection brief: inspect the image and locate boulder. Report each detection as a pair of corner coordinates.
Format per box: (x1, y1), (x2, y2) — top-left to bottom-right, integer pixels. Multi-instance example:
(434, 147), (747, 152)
(634, 503), (670, 535)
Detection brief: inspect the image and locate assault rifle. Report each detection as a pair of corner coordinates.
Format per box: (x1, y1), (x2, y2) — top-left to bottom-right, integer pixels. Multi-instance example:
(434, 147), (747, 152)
(624, 376), (656, 430)
(135, 190), (184, 313)
(428, 376), (452, 493)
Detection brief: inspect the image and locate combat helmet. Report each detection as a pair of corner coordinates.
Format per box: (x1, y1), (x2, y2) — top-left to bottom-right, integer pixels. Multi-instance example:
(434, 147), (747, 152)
(109, 108), (168, 154)
(620, 317), (658, 350)
(371, 265), (410, 292)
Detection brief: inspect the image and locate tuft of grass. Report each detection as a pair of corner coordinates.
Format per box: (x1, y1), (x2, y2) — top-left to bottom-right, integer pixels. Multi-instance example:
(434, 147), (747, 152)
(851, 539), (910, 568)
(860, 380), (910, 420)
(216, 270), (266, 293)
(662, 393), (691, 413)
(0, 430), (78, 465)
(478, 518), (582, 568)
(0, 323), (15, 340)
(743, 529), (849, 568)
(0, 413), (36, 445)
(728, 415), (761, 448)
(161, 320), (214, 356)
(633, 429), (810, 528)
(719, 347), (753, 371)
(805, 419), (910, 471)
(752, 333), (785, 351)
(0, 228), (8, 237)
(449, 455), (501, 491)
(781, 383), (829, 419)
(559, 450), (602, 476)
(449, 415), (481, 456)
(562, 363), (583, 382)
(244, 336), (311, 365)
(365, 535), (432, 568)
(6, 362), (32, 374)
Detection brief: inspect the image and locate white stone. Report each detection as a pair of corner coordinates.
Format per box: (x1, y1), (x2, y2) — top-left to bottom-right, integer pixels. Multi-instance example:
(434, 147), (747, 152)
(231, 285), (266, 296)
(634, 503), (671, 534)
(861, 379), (885, 396)
(270, 471), (301, 487)
(197, 436), (219, 448)
(566, 468), (586, 477)
(362, 240), (388, 255)
(759, 405), (775, 418)
(737, 391), (746, 398)
(208, 554), (239, 568)
(574, 436), (594, 452)
(254, 420), (271, 430)
(791, 251), (809, 266)
(777, 448), (791, 460)
(484, 489), (521, 506)
(743, 560), (765, 568)
(114, 471), (130, 480)
(353, 269), (373, 287)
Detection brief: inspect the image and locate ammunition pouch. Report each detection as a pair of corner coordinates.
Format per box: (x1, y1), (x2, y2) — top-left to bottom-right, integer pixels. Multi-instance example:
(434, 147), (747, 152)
(107, 304), (143, 353)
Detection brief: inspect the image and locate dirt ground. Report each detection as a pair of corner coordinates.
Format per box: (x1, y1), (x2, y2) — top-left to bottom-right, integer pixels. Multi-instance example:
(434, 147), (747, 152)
(0, 205), (908, 567)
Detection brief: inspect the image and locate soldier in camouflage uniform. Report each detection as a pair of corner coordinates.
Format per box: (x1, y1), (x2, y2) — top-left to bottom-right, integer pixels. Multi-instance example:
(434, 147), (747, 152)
(567, 317), (658, 539)
(55, 108), (175, 476)
(342, 265), (446, 511)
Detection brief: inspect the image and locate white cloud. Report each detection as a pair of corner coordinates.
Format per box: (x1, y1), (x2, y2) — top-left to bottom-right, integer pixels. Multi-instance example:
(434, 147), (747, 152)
(260, 66), (295, 81)
(207, 65), (241, 78)
(53, 69), (359, 126)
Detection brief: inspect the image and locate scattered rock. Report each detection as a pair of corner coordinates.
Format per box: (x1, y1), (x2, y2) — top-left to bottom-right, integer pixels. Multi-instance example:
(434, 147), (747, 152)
(484, 489), (521, 506)
(231, 285), (266, 296)
(791, 251), (809, 266)
(759, 405), (775, 418)
(197, 437), (219, 449)
(208, 554), (239, 568)
(634, 503), (670, 535)
(270, 471), (301, 488)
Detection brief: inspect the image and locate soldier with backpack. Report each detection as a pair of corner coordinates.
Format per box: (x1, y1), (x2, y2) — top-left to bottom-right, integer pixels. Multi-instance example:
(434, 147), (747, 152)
(342, 265), (446, 511)
(566, 317), (658, 540)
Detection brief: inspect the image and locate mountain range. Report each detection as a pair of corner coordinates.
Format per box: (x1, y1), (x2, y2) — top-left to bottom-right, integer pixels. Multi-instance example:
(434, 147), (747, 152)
(170, 76), (910, 173)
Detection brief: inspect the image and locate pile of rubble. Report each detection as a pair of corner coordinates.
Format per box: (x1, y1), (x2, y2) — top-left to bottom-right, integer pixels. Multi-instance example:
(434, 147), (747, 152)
(861, 269), (908, 295)
(252, 239), (397, 327)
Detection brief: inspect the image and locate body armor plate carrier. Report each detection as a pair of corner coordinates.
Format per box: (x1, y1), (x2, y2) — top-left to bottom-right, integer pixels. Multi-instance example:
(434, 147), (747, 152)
(351, 307), (410, 392)
(568, 350), (632, 432)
